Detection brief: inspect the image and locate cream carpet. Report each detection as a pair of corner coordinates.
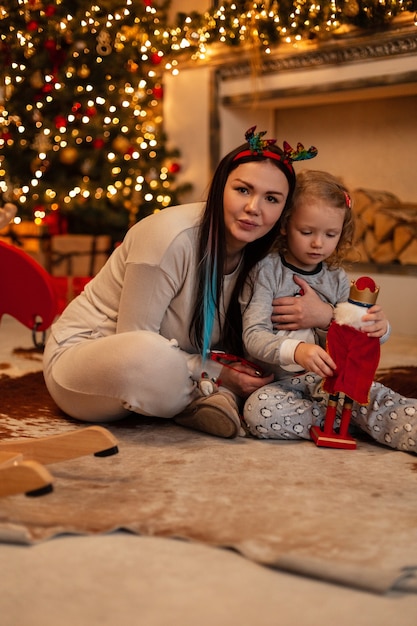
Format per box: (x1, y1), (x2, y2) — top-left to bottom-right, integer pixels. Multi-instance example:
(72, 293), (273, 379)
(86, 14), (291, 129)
(1, 371), (417, 595)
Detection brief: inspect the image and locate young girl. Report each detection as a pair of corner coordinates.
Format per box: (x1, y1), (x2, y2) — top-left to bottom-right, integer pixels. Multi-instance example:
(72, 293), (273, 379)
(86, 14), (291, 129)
(241, 170), (417, 454)
(43, 129), (328, 439)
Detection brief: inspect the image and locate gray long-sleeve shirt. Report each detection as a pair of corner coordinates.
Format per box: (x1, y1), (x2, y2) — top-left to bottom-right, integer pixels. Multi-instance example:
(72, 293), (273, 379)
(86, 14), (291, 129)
(240, 253), (350, 379)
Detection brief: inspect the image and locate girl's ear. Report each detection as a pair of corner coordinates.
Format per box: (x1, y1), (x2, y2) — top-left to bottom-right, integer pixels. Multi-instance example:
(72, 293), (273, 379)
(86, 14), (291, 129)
(280, 225), (286, 236)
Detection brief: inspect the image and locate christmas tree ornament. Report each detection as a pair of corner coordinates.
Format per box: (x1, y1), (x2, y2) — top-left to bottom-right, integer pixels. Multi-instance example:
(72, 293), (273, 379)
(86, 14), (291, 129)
(96, 30), (112, 56)
(30, 70), (44, 90)
(54, 115), (67, 129)
(112, 135), (131, 154)
(27, 20), (39, 32)
(59, 146), (78, 165)
(152, 85), (163, 99)
(78, 64), (90, 79)
(151, 52), (162, 65)
(168, 161), (181, 174)
(311, 276), (381, 450)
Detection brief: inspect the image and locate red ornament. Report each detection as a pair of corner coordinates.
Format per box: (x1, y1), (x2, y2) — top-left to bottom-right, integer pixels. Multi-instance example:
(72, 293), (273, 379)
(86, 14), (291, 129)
(168, 162), (181, 174)
(27, 20), (39, 31)
(85, 107), (97, 118)
(44, 38), (57, 52)
(143, 0), (152, 5)
(71, 102), (82, 114)
(44, 5), (56, 17)
(54, 115), (67, 129)
(152, 85), (163, 99)
(151, 52), (162, 65)
(93, 138), (105, 149)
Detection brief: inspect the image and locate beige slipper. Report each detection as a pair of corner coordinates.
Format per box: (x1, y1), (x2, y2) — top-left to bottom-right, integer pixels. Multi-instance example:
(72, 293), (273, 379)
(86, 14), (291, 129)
(174, 392), (241, 438)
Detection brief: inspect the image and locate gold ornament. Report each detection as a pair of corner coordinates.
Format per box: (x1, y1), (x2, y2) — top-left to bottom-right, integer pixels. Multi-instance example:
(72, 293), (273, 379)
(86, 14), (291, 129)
(78, 64), (90, 79)
(112, 135), (131, 154)
(30, 70), (44, 90)
(96, 30), (112, 56)
(59, 146), (78, 165)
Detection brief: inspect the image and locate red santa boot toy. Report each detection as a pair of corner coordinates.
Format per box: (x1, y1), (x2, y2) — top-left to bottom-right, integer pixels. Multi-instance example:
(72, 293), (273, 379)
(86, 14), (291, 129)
(310, 276), (381, 450)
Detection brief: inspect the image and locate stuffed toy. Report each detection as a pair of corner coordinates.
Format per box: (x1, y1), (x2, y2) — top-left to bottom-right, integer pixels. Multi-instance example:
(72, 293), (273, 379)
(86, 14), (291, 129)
(310, 276), (380, 449)
(0, 203), (17, 230)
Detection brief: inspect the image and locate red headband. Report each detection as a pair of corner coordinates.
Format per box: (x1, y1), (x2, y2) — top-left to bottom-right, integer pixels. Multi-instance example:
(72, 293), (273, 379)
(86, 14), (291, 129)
(233, 149), (294, 174)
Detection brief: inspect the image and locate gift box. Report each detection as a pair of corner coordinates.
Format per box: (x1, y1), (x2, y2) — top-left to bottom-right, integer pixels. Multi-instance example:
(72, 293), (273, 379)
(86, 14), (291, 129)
(48, 234), (112, 277)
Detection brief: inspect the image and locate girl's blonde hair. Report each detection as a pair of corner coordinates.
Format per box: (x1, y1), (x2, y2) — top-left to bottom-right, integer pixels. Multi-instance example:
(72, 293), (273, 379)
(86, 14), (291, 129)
(274, 169), (355, 269)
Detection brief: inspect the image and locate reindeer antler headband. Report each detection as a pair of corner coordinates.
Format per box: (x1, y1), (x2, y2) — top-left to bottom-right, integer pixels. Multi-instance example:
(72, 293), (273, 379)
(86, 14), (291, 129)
(233, 126), (318, 172)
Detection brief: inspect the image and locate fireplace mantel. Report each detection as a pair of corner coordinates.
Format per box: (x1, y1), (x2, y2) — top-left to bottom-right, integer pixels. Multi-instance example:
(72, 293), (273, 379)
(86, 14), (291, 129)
(215, 18), (417, 107)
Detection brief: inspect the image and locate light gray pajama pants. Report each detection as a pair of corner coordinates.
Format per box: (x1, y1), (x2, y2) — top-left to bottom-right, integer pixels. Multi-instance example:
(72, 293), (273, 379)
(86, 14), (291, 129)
(243, 373), (417, 454)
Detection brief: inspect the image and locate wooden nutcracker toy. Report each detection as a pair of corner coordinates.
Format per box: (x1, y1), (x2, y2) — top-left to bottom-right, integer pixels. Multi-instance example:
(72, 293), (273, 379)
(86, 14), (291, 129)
(310, 276), (381, 450)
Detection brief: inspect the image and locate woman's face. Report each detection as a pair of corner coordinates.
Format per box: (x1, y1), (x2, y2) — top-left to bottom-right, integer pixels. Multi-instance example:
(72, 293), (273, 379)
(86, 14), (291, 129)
(223, 160), (290, 254)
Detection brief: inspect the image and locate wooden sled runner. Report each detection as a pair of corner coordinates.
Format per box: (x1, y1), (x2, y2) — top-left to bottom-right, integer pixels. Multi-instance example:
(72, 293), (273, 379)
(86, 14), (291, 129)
(0, 426), (119, 498)
(0, 451), (54, 498)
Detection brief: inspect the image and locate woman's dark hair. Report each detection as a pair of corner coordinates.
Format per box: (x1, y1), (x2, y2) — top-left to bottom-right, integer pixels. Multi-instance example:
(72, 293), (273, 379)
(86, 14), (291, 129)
(189, 141), (296, 355)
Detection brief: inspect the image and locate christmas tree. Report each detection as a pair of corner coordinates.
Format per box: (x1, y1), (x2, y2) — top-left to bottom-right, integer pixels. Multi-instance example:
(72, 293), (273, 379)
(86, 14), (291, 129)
(0, 0), (191, 242)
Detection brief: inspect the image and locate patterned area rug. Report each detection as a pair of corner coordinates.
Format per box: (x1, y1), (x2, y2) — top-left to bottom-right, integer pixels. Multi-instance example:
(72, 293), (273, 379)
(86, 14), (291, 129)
(1, 367), (417, 595)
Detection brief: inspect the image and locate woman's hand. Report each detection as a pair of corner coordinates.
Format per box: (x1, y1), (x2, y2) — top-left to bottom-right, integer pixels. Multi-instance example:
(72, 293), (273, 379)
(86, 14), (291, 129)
(219, 362), (274, 399)
(360, 304), (389, 338)
(272, 275), (333, 331)
(293, 343), (337, 378)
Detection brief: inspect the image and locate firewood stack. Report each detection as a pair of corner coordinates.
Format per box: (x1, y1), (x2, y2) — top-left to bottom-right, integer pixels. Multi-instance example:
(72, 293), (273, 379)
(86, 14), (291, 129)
(346, 189), (417, 265)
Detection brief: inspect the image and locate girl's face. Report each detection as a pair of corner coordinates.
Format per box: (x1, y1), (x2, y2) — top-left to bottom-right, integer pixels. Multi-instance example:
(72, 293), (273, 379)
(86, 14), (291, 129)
(223, 160), (290, 255)
(282, 199), (345, 271)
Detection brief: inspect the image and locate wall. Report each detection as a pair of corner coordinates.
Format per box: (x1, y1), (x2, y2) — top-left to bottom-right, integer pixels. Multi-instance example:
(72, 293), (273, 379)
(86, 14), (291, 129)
(275, 95), (417, 204)
(164, 67), (212, 203)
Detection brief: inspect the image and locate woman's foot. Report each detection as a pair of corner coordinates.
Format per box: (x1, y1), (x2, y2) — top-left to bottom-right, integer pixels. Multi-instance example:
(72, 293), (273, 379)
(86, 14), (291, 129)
(174, 392), (242, 438)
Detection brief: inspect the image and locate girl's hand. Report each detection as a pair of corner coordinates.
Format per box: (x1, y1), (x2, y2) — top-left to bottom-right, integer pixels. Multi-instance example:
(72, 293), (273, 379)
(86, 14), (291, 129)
(272, 275), (333, 331)
(219, 362), (274, 398)
(360, 304), (389, 338)
(293, 343), (337, 378)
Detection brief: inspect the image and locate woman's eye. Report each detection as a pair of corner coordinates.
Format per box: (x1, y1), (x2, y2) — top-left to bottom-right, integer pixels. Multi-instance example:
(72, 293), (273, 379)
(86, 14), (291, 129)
(266, 195), (278, 203)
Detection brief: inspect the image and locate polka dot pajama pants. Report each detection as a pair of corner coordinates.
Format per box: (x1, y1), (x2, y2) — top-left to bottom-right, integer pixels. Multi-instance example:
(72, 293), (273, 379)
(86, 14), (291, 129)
(243, 373), (417, 454)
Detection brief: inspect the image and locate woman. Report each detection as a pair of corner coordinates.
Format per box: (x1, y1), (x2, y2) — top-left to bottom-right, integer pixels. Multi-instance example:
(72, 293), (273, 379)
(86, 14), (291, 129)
(43, 128), (330, 437)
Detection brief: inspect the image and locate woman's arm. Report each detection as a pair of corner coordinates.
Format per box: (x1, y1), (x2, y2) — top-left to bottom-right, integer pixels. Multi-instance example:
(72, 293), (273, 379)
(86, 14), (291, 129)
(272, 275), (334, 331)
